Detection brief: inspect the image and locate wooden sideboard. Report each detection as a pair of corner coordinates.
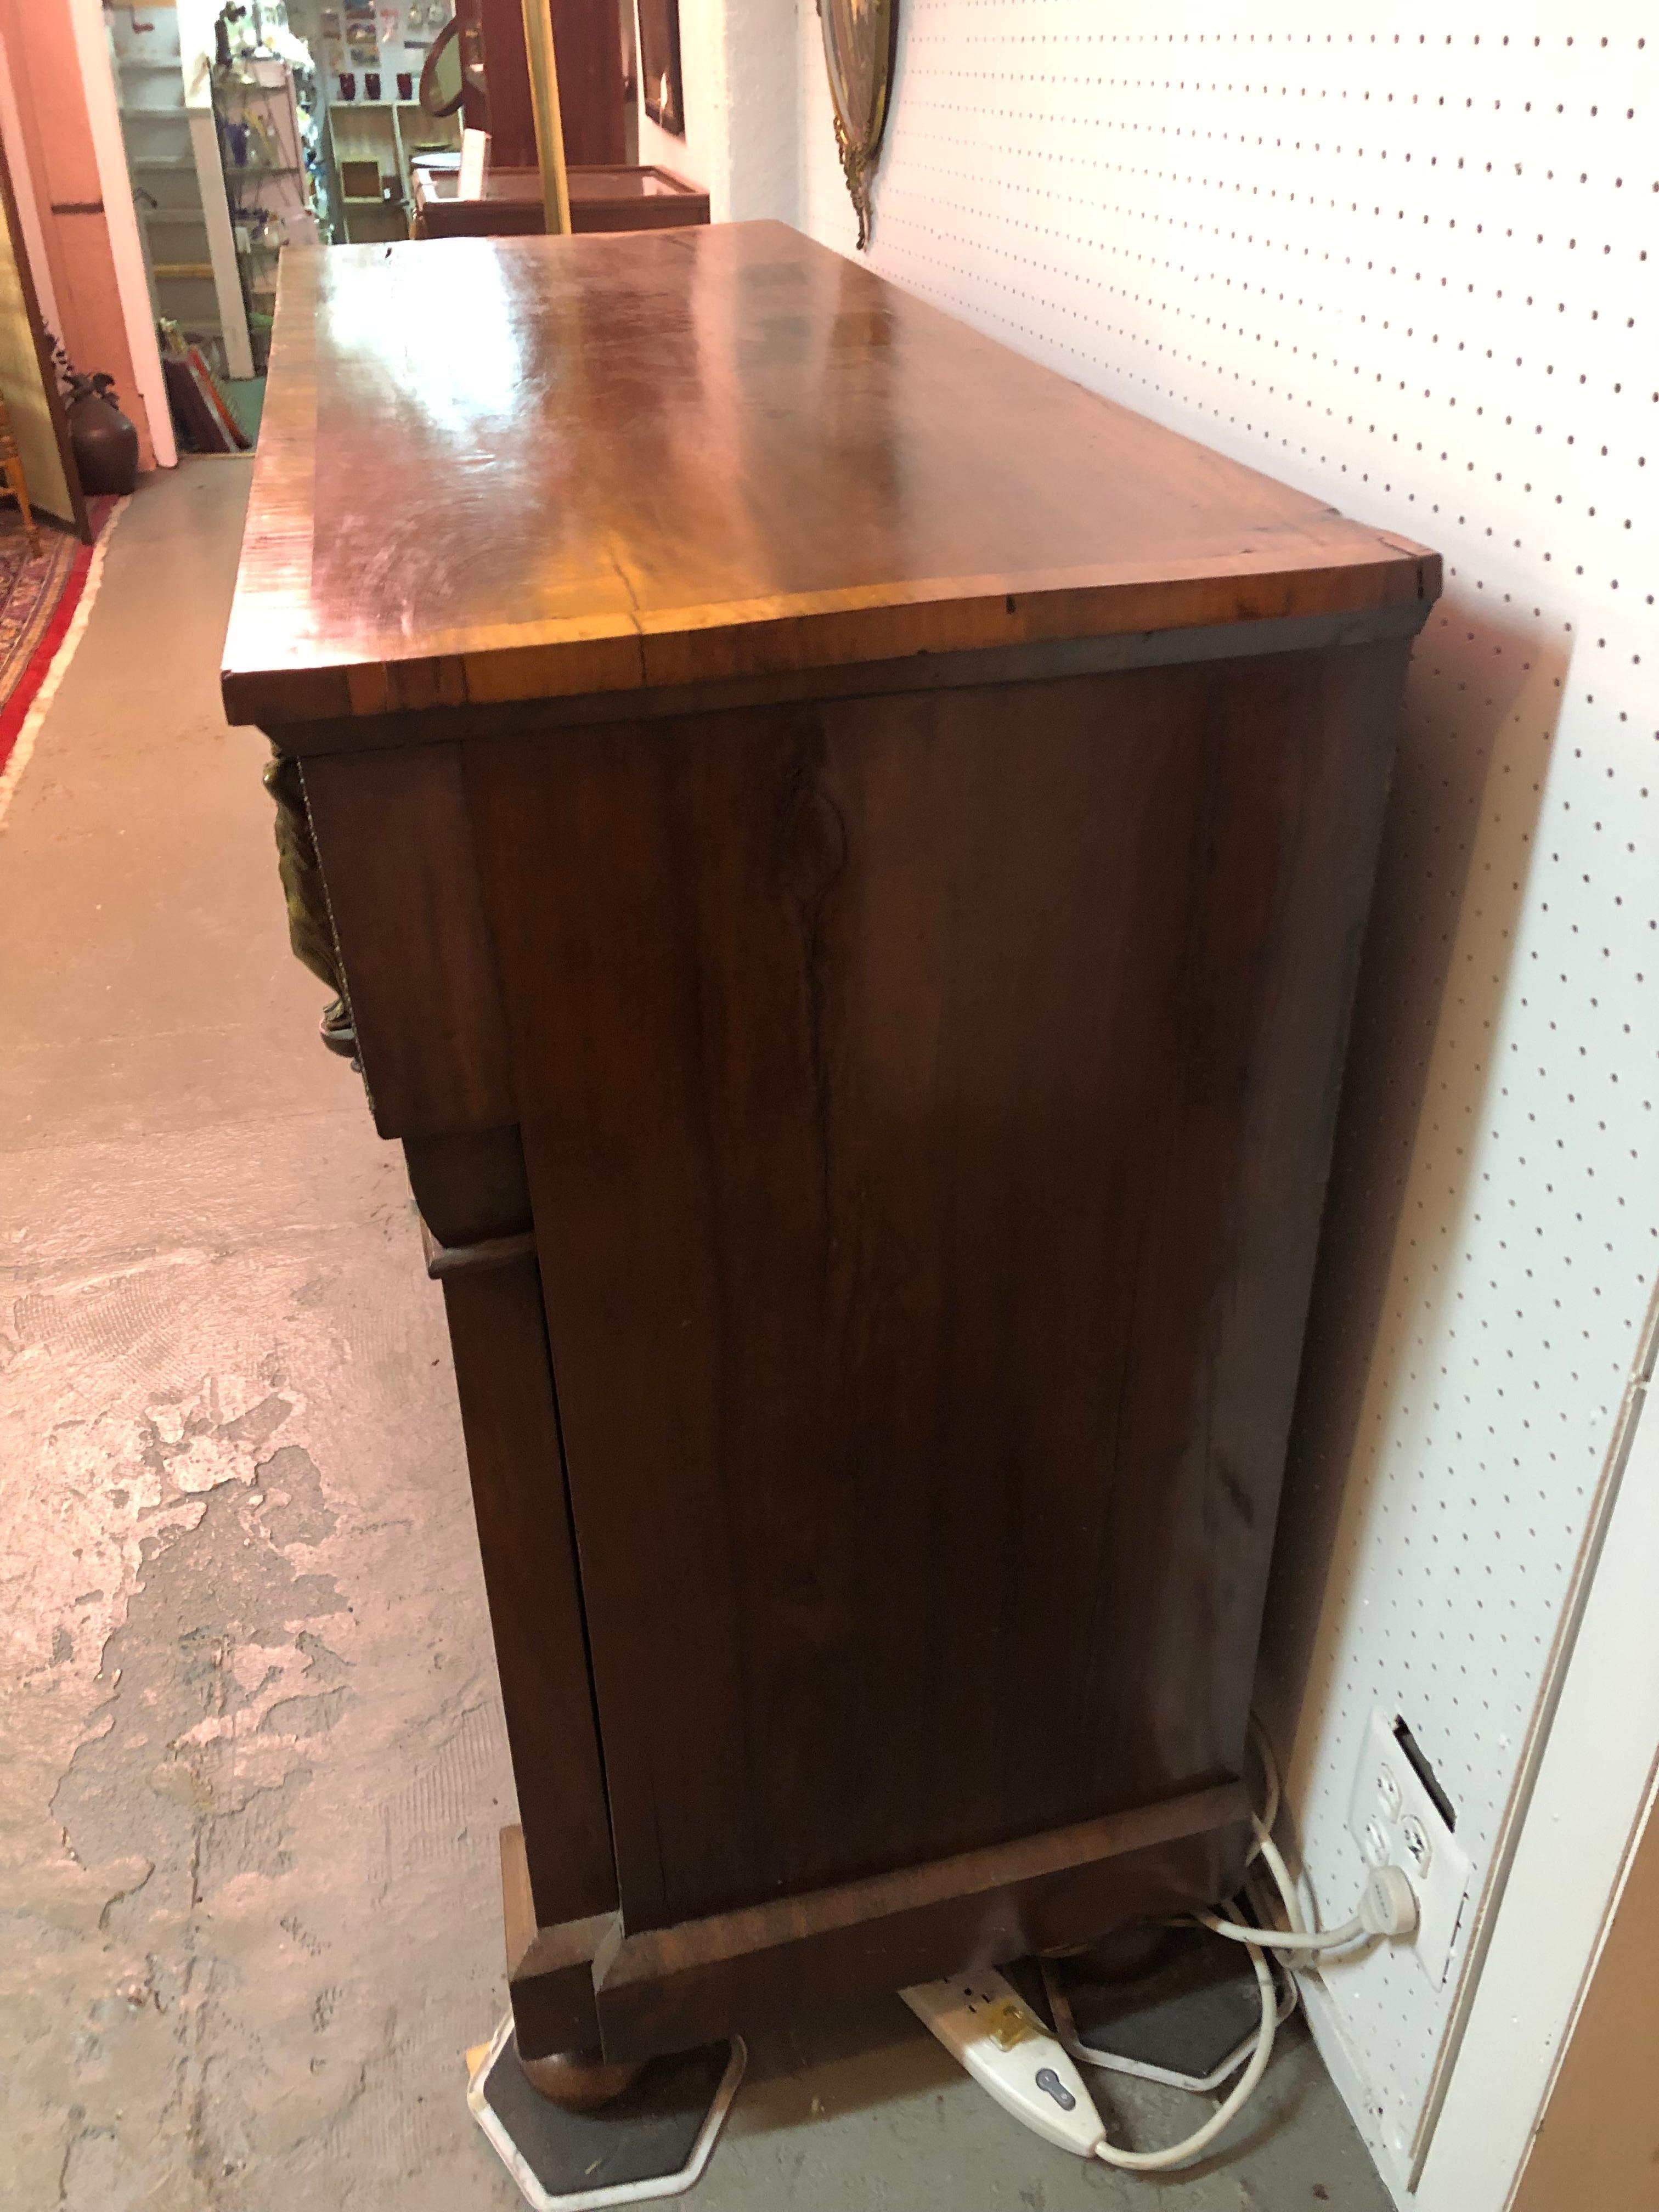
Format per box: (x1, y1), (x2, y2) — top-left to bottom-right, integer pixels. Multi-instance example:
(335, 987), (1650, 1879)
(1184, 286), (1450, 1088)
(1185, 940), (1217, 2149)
(224, 222), (1438, 2081)
(410, 161), (710, 239)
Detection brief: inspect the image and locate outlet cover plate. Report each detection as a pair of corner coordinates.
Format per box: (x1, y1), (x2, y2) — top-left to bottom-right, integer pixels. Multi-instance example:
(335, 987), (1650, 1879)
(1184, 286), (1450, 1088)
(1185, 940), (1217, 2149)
(1347, 1708), (1473, 1992)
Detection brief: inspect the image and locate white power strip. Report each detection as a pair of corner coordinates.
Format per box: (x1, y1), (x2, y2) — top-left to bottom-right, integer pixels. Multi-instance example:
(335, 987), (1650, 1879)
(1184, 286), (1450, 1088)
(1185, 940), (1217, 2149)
(901, 1971), (1107, 2157)
(899, 1726), (1415, 2177)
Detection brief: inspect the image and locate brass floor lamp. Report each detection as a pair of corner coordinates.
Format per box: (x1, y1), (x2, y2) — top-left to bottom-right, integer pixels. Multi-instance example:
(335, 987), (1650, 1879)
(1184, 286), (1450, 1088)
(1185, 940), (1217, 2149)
(520, 0), (573, 236)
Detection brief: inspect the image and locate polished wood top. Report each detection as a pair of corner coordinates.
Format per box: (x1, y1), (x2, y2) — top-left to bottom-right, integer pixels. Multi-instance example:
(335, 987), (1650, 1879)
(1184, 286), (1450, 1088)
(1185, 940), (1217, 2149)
(223, 221), (1437, 727)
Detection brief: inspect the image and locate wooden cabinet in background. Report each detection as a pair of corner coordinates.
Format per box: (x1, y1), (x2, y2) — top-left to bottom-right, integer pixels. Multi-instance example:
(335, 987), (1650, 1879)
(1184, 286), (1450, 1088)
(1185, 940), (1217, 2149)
(224, 222), (1439, 2075)
(410, 161), (708, 238)
(464, 0), (627, 168)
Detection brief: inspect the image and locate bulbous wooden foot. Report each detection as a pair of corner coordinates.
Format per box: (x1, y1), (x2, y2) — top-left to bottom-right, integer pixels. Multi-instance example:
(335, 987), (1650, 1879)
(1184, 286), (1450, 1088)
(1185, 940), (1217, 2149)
(517, 2045), (646, 2112)
(1060, 1920), (1171, 1982)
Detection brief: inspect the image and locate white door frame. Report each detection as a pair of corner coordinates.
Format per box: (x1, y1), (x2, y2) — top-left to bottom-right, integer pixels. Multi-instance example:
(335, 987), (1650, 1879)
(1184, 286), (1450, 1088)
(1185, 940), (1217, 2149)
(1410, 1282), (1659, 2212)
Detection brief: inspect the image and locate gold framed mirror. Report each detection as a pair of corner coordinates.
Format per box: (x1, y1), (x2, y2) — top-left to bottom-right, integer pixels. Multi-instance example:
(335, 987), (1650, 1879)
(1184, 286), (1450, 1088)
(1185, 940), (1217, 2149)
(817, 0), (898, 251)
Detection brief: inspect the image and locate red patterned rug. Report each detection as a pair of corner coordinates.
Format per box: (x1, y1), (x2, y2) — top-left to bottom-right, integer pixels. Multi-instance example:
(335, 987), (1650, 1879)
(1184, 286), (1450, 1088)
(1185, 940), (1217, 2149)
(0, 496), (121, 793)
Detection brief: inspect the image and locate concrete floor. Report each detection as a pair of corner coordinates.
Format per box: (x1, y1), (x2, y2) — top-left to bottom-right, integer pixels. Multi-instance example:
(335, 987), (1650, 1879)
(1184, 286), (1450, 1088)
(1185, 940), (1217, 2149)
(0, 459), (1396, 2212)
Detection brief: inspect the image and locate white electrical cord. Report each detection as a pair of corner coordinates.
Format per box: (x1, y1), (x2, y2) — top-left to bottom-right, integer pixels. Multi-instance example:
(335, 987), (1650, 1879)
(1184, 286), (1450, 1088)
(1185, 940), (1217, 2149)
(1201, 1722), (1415, 1954)
(1245, 1715), (1281, 1862)
(1088, 1935), (1277, 2171)
(1085, 1714), (1413, 2172)
(1200, 1905), (1360, 1951)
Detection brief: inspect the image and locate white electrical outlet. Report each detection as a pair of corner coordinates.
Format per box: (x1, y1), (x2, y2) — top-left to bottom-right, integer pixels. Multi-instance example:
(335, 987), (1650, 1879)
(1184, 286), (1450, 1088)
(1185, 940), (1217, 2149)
(1348, 1708), (1473, 1993)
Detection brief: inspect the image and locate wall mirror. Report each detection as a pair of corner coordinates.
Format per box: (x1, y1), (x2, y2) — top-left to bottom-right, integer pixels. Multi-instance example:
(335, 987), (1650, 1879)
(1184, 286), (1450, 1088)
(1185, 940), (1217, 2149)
(818, 0), (898, 250)
(418, 16), (465, 114)
(419, 10), (487, 118)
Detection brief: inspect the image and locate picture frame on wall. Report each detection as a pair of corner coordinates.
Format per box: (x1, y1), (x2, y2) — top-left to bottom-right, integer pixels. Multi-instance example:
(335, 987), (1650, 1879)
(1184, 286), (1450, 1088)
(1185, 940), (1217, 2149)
(636, 0), (684, 136)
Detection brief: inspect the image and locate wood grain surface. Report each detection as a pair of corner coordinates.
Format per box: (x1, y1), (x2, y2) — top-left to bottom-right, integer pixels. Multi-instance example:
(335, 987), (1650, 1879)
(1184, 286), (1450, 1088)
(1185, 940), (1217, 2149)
(501, 1825), (617, 2057)
(222, 222), (1436, 727)
(443, 1254), (617, 1932)
(300, 743), (516, 1137)
(469, 0), (628, 170)
(590, 1786), (1249, 2059)
(465, 637), (1409, 1936)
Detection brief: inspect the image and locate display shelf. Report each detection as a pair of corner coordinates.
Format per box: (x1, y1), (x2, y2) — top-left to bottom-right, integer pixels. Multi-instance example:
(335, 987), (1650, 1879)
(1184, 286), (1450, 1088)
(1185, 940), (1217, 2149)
(216, 54), (327, 368)
(112, 5), (256, 382)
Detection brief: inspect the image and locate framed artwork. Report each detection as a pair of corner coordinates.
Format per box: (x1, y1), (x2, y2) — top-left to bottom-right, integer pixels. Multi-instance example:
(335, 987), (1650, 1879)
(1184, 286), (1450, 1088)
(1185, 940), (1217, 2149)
(819, 0), (898, 250)
(636, 0), (684, 137)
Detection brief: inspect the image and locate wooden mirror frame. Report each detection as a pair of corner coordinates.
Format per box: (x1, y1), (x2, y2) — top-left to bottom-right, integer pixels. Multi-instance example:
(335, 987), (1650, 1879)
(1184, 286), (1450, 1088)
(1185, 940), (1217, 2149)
(817, 0), (899, 251)
(419, 14), (487, 118)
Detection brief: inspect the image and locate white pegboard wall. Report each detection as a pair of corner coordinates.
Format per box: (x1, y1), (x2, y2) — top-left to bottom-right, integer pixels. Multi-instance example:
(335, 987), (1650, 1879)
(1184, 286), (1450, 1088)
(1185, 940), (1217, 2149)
(793, 4), (1658, 2186)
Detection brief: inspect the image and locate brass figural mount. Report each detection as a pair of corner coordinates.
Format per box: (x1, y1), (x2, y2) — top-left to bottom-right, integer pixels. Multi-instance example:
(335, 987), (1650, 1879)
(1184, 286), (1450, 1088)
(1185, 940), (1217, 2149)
(264, 744), (355, 1055)
(819, 0), (898, 250)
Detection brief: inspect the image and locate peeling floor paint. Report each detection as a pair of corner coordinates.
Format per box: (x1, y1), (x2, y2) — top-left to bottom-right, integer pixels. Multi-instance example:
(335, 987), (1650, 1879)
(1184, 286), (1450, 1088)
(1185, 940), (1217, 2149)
(1, 464), (523, 2212)
(1, 464), (1393, 2211)
(2, 1127), (523, 2211)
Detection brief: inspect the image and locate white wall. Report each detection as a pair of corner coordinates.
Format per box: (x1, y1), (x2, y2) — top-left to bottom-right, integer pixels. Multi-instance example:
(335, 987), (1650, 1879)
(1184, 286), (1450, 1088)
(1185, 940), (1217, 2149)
(173, 0), (219, 95)
(637, 0), (794, 223)
(781, 5), (1658, 2204)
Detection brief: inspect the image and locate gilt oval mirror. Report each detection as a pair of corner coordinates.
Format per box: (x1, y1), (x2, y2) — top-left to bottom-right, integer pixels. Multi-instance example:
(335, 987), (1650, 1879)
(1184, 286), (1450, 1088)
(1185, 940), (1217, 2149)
(819, 0), (899, 251)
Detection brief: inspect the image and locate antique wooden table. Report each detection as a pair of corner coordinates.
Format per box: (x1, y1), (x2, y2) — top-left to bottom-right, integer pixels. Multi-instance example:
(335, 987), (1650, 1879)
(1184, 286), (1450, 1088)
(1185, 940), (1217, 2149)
(224, 221), (1438, 2086)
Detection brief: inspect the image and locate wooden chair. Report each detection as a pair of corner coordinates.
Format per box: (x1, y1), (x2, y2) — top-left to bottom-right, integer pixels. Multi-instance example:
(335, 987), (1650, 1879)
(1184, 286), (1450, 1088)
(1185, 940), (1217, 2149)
(0, 390), (41, 557)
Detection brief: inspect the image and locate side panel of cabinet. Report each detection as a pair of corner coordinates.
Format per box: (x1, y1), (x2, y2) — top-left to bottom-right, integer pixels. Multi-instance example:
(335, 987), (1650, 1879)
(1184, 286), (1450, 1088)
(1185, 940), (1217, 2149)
(465, 640), (1409, 1937)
